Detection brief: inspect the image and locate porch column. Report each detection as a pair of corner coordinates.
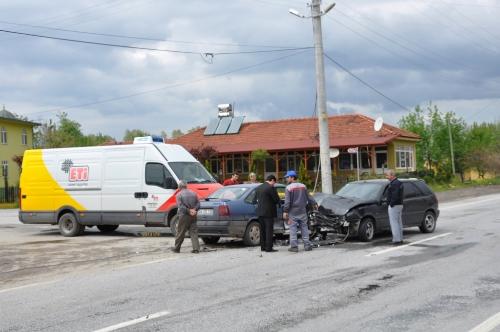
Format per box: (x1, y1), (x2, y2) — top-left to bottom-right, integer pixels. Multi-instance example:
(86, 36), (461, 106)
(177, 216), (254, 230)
(370, 146), (376, 176)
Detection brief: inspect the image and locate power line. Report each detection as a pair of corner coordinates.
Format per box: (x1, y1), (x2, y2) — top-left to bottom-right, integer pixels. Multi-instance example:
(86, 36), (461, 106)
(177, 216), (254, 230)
(0, 28), (312, 55)
(25, 49), (311, 117)
(0, 20), (304, 49)
(323, 52), (410, 112)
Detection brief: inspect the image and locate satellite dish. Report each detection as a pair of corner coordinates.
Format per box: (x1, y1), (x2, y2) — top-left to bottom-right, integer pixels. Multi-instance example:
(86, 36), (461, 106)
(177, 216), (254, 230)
(374, 117), (384, 132)
(329, 148), (340, 158)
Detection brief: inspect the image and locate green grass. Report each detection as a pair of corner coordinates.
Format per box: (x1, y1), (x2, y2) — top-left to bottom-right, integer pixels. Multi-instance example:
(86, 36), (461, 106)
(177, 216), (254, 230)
(0, 202), (18, 209)
(428, 176), (500, 192)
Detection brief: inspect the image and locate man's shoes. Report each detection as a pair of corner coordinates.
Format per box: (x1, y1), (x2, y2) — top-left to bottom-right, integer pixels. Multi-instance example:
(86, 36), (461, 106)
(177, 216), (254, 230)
(265, 249), (278, 252)
(392, 241), (404, 246)
(304, 246), (313, 251)
(170, 247), (180, 253)
(191, 249), (200, 254)
(288, 247), (299, 253)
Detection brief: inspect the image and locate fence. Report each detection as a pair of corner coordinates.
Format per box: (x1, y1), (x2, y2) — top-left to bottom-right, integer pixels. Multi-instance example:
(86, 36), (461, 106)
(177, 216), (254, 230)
(0, 186), (18, 203)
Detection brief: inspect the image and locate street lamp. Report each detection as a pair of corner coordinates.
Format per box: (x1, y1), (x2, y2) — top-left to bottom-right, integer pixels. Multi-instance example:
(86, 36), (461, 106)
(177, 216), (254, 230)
(289, 0), (336, 194)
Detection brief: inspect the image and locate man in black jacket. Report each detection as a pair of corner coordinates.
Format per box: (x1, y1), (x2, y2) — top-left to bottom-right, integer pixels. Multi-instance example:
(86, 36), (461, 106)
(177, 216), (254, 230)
(385, 169), (404, 245)
(253, 174), (281, 252)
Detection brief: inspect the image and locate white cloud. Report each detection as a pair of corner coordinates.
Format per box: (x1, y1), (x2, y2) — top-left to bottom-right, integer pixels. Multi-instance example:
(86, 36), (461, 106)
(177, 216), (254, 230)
(0, 0), (498, 141)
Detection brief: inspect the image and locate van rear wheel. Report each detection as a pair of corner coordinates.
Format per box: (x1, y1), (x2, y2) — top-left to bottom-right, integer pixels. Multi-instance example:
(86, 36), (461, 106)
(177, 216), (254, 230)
(97, 225), (119, 233)
(59, 212), (84, 237)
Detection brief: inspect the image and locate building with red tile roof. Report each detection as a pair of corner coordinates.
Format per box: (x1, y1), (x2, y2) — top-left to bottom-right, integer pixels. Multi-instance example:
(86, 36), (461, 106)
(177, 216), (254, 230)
(169, 113), (419, 189)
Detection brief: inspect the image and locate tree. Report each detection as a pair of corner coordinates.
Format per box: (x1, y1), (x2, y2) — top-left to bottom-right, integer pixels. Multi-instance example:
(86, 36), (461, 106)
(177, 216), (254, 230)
(399, 103), (467, 182)
(250, 149), (270, 181)
(463, 122), (500, 178)
(123, 129), (150, 142)
(34, 113), (115, 148)
(298, 160), (313, 190)
(171, 129), (184, 138)
(189, 145), (218, 164)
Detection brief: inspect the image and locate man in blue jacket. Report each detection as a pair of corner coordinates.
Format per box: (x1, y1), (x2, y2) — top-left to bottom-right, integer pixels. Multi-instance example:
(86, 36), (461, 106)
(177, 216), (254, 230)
(385, 169), (404, 245)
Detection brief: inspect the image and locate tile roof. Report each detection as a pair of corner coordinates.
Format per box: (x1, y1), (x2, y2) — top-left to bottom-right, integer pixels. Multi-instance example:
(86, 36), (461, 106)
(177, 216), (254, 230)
(168, 113), (419, 153)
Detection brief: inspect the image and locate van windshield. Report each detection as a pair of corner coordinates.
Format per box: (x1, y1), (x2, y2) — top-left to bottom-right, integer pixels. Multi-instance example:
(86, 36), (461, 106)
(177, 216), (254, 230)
(169, 162), (217, 184)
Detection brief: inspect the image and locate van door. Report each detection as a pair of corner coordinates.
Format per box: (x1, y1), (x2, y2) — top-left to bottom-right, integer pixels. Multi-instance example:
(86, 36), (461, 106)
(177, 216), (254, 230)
(144, 162), (178, 225)
(101, 147), (146, 224)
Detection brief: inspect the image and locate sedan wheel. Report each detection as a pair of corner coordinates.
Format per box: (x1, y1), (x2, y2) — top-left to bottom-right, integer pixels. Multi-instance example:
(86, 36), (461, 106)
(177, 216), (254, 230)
(243, 221), (261, 246)
(419, 211), (436, 233)
(358, 218), (375, 242)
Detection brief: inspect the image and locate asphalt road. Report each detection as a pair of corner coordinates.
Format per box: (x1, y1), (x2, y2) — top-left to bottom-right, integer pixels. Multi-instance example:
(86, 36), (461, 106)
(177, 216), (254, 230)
(1, 193), (500, 332)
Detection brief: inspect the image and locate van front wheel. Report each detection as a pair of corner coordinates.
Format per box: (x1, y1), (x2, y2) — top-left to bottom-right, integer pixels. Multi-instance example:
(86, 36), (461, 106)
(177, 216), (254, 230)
(59, 213), (84, 237)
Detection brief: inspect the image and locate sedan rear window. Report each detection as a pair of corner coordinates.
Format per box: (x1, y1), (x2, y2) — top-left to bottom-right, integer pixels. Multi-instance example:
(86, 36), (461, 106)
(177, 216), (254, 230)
(209, 187), (249, 201)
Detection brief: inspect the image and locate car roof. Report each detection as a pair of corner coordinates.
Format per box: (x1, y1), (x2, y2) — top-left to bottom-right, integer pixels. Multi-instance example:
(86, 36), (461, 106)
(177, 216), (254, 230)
(349, 178), (423, 184)
(219, 183), (286, 189)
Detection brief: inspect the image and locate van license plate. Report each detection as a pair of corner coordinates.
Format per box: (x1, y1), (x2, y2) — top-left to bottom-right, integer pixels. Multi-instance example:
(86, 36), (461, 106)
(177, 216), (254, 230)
(198, 209), (213, 216)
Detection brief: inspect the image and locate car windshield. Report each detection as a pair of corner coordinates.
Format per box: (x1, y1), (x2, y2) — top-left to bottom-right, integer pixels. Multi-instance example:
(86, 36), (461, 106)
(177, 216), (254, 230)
(168, 162), (217, 184)
(208, 187), (250, 201)
(336, 182), (384, 201)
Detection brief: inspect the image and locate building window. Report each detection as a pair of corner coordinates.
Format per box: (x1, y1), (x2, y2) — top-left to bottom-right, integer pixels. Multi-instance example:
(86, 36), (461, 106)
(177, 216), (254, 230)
(21, 129), (28, 145)
(306, 153), (319, 171)
(224, 154), (249, 174)
(0, 127), (6, 144)
(395, 145), (414, 169)
(210, 159), (219, 175)
(265, 158), (276, 172)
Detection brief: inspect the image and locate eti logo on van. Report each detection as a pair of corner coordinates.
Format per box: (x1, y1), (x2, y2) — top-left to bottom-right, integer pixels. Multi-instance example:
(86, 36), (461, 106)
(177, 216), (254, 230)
(61, 159), (89, 182)
(69, 166), (89, 182)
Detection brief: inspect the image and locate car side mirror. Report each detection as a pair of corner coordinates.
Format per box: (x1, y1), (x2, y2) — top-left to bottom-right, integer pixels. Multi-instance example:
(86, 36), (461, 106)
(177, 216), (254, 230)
(165, 178), (178, 190)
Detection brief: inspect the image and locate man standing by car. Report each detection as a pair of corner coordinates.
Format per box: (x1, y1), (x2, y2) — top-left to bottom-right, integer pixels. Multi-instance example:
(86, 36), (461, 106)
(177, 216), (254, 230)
(385, 169), (404, 245)
(283, 170), (316, 252)
(171, 180), (201, 253)
(223, 173), (240, 186)
(253, 174), (281, 252)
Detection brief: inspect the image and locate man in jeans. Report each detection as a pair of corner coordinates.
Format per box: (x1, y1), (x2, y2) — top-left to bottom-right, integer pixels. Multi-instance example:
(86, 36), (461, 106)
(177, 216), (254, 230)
(385, 169), (405, 245)
(171, 180), (201, 253)
(283, 170), (316, 252)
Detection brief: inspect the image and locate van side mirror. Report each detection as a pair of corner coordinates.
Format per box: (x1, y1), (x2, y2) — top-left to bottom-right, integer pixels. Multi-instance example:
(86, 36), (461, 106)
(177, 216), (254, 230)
(165, 177), (178, 190)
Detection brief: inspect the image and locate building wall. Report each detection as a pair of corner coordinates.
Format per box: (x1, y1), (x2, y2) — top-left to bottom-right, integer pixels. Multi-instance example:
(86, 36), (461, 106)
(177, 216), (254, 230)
(387, 139), (418, 173)
(0, 121), (34, 188)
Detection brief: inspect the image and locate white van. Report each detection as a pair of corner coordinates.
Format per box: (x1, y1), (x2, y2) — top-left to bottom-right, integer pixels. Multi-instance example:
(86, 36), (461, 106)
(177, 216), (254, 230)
(19, 136), (222, 236)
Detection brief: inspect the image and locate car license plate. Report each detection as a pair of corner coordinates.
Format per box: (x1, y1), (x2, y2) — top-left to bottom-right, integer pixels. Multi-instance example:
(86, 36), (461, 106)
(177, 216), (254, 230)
(198, 209), (213, 216)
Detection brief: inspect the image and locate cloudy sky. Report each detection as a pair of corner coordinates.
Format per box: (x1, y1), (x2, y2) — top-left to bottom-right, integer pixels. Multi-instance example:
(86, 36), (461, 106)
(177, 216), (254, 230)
(1, 0), (499, 140)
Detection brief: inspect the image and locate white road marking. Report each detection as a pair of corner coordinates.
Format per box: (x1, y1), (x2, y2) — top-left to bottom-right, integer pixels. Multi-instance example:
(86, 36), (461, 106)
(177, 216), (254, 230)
(440, 195), (500, 211)
(469, 312), (500, 332)
(366, 232), (452, 257)
(93, 311), (170, 332)
(0, 280), (58, 294)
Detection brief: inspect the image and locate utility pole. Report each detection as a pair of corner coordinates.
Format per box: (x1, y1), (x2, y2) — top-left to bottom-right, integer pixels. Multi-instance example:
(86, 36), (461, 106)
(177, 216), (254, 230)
(448, 119), (456, 175)
(311, 0), (333, 194)
(289, 0), (335, 193)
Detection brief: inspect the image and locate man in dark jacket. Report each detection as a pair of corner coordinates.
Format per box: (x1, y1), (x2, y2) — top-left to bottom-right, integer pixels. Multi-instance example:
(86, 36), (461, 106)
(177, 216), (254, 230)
(385, 169), (404, 245)
(253, 174), (280, 252)
(171, 180), (201, 253)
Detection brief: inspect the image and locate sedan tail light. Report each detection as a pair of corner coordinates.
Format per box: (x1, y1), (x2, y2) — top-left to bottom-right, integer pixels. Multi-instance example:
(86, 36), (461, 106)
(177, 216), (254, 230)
(218, 204), (230, 216)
